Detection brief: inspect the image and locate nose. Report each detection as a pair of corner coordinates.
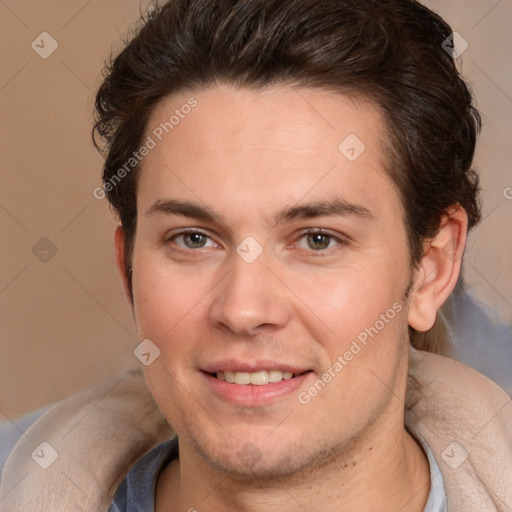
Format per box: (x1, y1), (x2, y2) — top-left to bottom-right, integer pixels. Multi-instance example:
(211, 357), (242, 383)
(209, 250), (291, 337)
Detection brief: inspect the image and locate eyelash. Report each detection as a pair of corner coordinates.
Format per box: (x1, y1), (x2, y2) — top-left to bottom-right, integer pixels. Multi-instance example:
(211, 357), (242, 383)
(165, 228), (346, 254)
(166, 229), (219, 250)
(294, 228), (346, 253)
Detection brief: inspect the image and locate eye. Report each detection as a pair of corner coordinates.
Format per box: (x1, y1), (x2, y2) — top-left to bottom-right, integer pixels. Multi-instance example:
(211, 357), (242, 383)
(295, 230), (343, 251)
(169, 230), (217, 249)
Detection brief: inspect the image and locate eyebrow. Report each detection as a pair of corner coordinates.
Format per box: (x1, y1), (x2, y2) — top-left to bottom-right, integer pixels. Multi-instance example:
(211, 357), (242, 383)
(276, 198), (373, 223)
(145, 197), (373, 224)
(146, 199), (219, 222)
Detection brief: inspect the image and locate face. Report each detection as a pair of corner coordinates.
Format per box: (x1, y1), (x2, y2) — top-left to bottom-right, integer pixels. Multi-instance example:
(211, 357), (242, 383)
(127, 83), (414, 478)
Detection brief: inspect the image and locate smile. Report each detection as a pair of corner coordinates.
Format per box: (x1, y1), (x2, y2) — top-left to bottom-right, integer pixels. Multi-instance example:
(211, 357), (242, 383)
(214, 370), (295, 385)
(204, 369), (313, 406)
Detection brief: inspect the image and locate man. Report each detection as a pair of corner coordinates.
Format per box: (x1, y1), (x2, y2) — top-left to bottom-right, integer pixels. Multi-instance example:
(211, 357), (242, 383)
(1, 0), (511, 511)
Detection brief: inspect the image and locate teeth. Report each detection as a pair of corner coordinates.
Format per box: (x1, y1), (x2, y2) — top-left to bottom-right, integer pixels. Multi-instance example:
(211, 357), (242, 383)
(250, 371), (268, 385)
(215, 370), (295, 385)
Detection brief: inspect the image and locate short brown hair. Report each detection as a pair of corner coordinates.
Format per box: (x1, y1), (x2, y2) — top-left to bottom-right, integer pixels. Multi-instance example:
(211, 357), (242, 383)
(93, 0), (482, 354)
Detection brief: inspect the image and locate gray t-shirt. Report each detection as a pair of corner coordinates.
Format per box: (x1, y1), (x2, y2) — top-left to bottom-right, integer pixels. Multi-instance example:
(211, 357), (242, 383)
(110, 433), (447, 511)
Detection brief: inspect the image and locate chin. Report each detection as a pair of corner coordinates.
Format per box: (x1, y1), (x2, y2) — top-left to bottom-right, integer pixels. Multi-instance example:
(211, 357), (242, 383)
(187, 429), (342, 482)
(203, 447), (307, 480)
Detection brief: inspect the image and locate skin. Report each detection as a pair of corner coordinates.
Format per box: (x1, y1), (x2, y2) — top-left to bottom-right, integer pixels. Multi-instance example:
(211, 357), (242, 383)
(114, 83), (467, 511)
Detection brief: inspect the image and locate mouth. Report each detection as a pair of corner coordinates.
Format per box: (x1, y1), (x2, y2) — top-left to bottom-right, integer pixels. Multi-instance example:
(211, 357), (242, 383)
(210, 369), (311, 386)
(202, 366), (314, 406)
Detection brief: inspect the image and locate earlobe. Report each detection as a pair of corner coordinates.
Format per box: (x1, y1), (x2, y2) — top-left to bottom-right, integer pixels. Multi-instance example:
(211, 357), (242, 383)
(407, 206), (468, 332)
(114, 226), (134, 311)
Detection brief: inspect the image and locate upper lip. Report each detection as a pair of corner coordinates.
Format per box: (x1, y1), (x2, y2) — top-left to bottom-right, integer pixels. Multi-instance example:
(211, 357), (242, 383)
(202, 360), (311, 374)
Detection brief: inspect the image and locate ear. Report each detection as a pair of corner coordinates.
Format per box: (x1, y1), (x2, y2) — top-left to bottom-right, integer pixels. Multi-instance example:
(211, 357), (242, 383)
(407, 206), (468, 331)
(114, 225), (134, 313)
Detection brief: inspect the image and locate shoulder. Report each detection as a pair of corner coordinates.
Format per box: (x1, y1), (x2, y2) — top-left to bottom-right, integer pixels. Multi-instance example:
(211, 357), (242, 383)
(110, 438), (179, 512)
(406, 347), (512, 511)
(0, 370), (174, 512)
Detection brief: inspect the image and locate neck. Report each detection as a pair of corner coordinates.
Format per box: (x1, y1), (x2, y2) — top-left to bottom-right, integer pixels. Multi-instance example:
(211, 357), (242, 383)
(156, 419), (430, 512)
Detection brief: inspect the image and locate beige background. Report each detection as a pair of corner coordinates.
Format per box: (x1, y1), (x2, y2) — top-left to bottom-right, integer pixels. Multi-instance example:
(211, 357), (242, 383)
(1, 0), (511, 421)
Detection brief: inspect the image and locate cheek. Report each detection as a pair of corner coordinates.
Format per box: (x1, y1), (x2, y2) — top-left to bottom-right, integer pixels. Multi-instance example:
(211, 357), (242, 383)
(131, 248), (212, 341)
(132, 265), (212, 426)
(289, 262), (407, 347)
(286, 259), (410, 406)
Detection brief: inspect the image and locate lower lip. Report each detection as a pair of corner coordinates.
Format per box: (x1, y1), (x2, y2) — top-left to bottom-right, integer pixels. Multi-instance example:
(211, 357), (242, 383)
(203, 372), (312, 406)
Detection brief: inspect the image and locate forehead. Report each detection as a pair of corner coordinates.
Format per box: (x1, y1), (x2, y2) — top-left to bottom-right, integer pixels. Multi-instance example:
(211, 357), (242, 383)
(137, 83), (401, 224)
